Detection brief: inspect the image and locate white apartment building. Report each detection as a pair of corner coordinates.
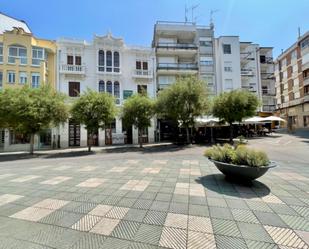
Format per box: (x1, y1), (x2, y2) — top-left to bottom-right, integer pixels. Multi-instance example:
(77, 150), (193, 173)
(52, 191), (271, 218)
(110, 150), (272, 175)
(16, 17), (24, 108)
(215, 36), (275, 113)
(55, 33), (156, 148)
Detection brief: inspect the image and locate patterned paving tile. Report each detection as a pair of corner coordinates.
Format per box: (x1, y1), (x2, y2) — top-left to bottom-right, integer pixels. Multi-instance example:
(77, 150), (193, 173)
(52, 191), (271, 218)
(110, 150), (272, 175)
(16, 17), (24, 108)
(159, 227), (186, 249)
(40, 176), (72, 185)
(105, 206), (130, 219)
(78, 166), (97, 172)
(10, 207), (54, 222)
(0, 173), (16, 179)
(164, 213), (188, 229)
(111, 220), (140, 240)
(232, 209), (260, 223)
(123, 208), (147, 222)
(0, 194), (23, 206)
(89, 217), (121, 235)
(134, 224), (162, 245)
(264, 225), (309, 248)
(69, 233), (107, 249)
(279, 214), (309, 231)
(188, 215), (213, 233)
(76, 178), (106, 188)
(88, 204), (113, 216)
(245, 240), (278, 249)
(215, 235), (247, 249)
(254, 211), (288, 227)
(109, 167), (128, 173)
(34, 198), (69, 210)
(71, 214), (101, 231)
(187, 231), (216, 249)
(212, 218), (242, 237)
(143, 210), (167, 225)
(10, 175), (41, 183)
(238, 222), (274, 243)
(53, 165), (72, 171)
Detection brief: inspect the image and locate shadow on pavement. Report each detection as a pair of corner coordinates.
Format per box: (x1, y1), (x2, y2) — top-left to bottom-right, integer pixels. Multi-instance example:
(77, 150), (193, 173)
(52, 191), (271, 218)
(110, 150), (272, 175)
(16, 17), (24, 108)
(0, 144), (188, 162)
(196, 173), (271, 198)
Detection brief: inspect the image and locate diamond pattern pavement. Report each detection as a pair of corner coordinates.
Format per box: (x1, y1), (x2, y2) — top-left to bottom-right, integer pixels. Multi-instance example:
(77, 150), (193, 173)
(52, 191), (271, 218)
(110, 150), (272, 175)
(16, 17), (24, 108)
(0, 147), (308, 248)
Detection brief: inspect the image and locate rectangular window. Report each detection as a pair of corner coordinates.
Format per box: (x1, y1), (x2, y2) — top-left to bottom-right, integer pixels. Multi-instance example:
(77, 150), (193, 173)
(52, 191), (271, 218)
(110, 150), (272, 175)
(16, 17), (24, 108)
(200, 57), (213, 66)
(31, 73), (40, 88)
(9, 46), (27, 64)
(200, 40), (212, 47)
(7, 71), (15, 83)
(10, 131), (30, 144)
(75, 56), (81, 65)
(224, 61), (232, 72)
(224, 79), (233, 90)
(223, 44), (231, 54)
(19, 72), (27, 84)
(69, 82), (80, 97)
(0, 71), (2, 89)
(262, 86), (268, 94)
(136, 61), (141, 70)
(291, 50), (297, 60)
(0, 43), (3, 63)
(32, 47), (44, 66)
(142, 62), (148, 70)
(67, 55), (74, 65)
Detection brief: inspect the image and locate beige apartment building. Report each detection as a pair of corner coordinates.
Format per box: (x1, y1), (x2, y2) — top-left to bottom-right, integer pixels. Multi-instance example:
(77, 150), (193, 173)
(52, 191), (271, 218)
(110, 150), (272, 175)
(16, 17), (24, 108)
(275, 31), (309, 128)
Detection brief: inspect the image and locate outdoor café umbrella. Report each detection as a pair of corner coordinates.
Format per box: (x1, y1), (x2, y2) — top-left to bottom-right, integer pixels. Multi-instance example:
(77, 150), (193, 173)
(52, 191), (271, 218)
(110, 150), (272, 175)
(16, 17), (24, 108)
(261, 116), (286, 122)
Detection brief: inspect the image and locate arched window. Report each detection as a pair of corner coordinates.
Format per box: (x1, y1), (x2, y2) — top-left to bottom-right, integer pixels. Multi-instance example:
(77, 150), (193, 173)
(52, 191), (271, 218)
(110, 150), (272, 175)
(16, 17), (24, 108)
(106, 51), (112, 72)
(98, 50), (104, 71)
(106, 81), (113, 94)
(114, 51), (120, 72)
(114, 81), (120, 104)
(8, 45), (27, 64)
(98, 80), (105, 92)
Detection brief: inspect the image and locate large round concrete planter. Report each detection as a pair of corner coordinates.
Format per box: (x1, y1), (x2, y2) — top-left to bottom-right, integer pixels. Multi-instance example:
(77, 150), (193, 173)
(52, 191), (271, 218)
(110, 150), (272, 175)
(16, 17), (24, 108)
(209, 159), (277, 181)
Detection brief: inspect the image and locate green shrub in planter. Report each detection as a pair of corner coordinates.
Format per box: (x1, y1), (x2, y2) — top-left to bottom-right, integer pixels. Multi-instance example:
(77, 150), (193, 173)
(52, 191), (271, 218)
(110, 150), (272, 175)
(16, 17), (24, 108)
(205, 144), (269, 167)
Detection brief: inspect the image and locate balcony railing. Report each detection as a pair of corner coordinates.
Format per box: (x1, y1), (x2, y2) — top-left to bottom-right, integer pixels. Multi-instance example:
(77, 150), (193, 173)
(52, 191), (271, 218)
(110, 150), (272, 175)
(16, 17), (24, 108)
(157, 63), (198, 71)
(60, 64), (85, 74)
(262, 105), (276, 112)
(157, 43), (198, 50)
(304, 76), (309, 86)
(132, 69), (152, 78)
(260, 57), (273, 64)
(241, 69), (255, 76)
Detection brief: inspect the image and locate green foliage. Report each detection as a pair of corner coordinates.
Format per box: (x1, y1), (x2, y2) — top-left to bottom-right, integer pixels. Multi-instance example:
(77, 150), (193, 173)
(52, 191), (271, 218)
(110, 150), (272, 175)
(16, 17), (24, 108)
(0, 85), (68, 133)
(212, 90), (260, 124)
(121, 94), (154, 130)
(205, 144), (269, 167)
(156, 75), (209, 143)
(71, 89), (117, 134)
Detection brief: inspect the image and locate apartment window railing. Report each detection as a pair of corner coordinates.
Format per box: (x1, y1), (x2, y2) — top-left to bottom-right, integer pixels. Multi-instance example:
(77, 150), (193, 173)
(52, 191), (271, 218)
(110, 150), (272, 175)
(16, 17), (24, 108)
(263, 105), (276, 112)
(134, 69), (152, 76)
(61, 64), (85, 72)
(157, 63), (198, 70)
(157, 43), (198, 50)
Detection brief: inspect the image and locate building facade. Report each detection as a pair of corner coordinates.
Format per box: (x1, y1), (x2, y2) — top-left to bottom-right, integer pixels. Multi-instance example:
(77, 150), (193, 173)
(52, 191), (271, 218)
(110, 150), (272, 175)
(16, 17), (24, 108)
(55, 33), (156, 148)
(0, 14), (56, 151)
(275, 31), (309, 128)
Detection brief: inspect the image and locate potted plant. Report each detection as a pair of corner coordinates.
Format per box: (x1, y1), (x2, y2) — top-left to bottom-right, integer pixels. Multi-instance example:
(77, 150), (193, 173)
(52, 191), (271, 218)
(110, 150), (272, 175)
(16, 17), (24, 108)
(205, 144), (276, 180)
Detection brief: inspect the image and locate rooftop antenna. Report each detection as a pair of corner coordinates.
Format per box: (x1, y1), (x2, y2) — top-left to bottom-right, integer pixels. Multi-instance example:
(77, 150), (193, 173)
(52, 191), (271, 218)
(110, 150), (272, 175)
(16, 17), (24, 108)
(185, 4), (188, 22)
(210, 9), (219, 29)
(191, 4), (199, 23)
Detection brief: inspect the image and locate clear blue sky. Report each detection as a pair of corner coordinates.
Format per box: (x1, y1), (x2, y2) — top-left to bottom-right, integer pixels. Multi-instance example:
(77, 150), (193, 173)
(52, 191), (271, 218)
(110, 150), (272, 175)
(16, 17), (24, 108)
(2, 0), (309, 57)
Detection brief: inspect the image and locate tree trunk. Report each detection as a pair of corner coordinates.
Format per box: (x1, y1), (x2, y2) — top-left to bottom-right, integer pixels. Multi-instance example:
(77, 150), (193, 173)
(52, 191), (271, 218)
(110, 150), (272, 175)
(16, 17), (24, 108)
(30, 133), (35, 155)
(186, 127), (190, 144)
(229, 123), (233, 144)
(138, 129), (143, 148)
(88, 133), (92, 152)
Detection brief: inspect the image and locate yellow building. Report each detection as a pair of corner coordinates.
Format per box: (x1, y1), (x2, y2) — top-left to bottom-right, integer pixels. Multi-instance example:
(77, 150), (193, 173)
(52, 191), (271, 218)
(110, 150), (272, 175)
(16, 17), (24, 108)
(0, 27), (56, 90)
(0, 13), (57, 151)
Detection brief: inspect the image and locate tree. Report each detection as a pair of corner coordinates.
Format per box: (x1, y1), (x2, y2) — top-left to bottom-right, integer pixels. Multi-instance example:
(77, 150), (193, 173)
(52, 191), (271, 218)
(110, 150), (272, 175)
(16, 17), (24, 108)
(71, 89), (116, 152)
(212, 90), (260, 143)
(122, 94), (154, 148)
(0, 85), (68, 154)
(156, 75), (209, 144)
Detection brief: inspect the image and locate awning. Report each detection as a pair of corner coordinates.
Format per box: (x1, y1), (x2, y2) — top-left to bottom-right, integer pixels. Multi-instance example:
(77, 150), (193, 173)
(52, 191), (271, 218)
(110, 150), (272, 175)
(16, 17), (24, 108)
(261, 116), (286, 122)
(243, 116), (265, 123)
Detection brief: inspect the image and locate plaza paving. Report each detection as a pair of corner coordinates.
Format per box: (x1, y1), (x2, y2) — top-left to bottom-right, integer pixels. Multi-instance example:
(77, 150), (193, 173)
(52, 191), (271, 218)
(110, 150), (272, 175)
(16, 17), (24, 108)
(0, 132), (308, 248)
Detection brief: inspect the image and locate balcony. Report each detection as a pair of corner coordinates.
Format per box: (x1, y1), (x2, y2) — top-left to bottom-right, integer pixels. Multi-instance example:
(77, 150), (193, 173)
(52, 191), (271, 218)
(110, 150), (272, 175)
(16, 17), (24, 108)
(157, 63), (198, 75)
(304, 76), (309, 86)
(156, 43), (198, 55)
(260, 56), (273, 64)
(262, 105), (276, 112)
(302, 61), (309, 71)
(241, 69), (255, 76)
(132, 69), (153, 79)
(60, 64), (86, 75)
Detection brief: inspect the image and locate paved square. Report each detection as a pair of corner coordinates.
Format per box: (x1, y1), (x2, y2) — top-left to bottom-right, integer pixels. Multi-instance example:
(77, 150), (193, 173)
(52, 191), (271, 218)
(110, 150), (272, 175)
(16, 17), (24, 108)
(0, 132), (308, 248)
